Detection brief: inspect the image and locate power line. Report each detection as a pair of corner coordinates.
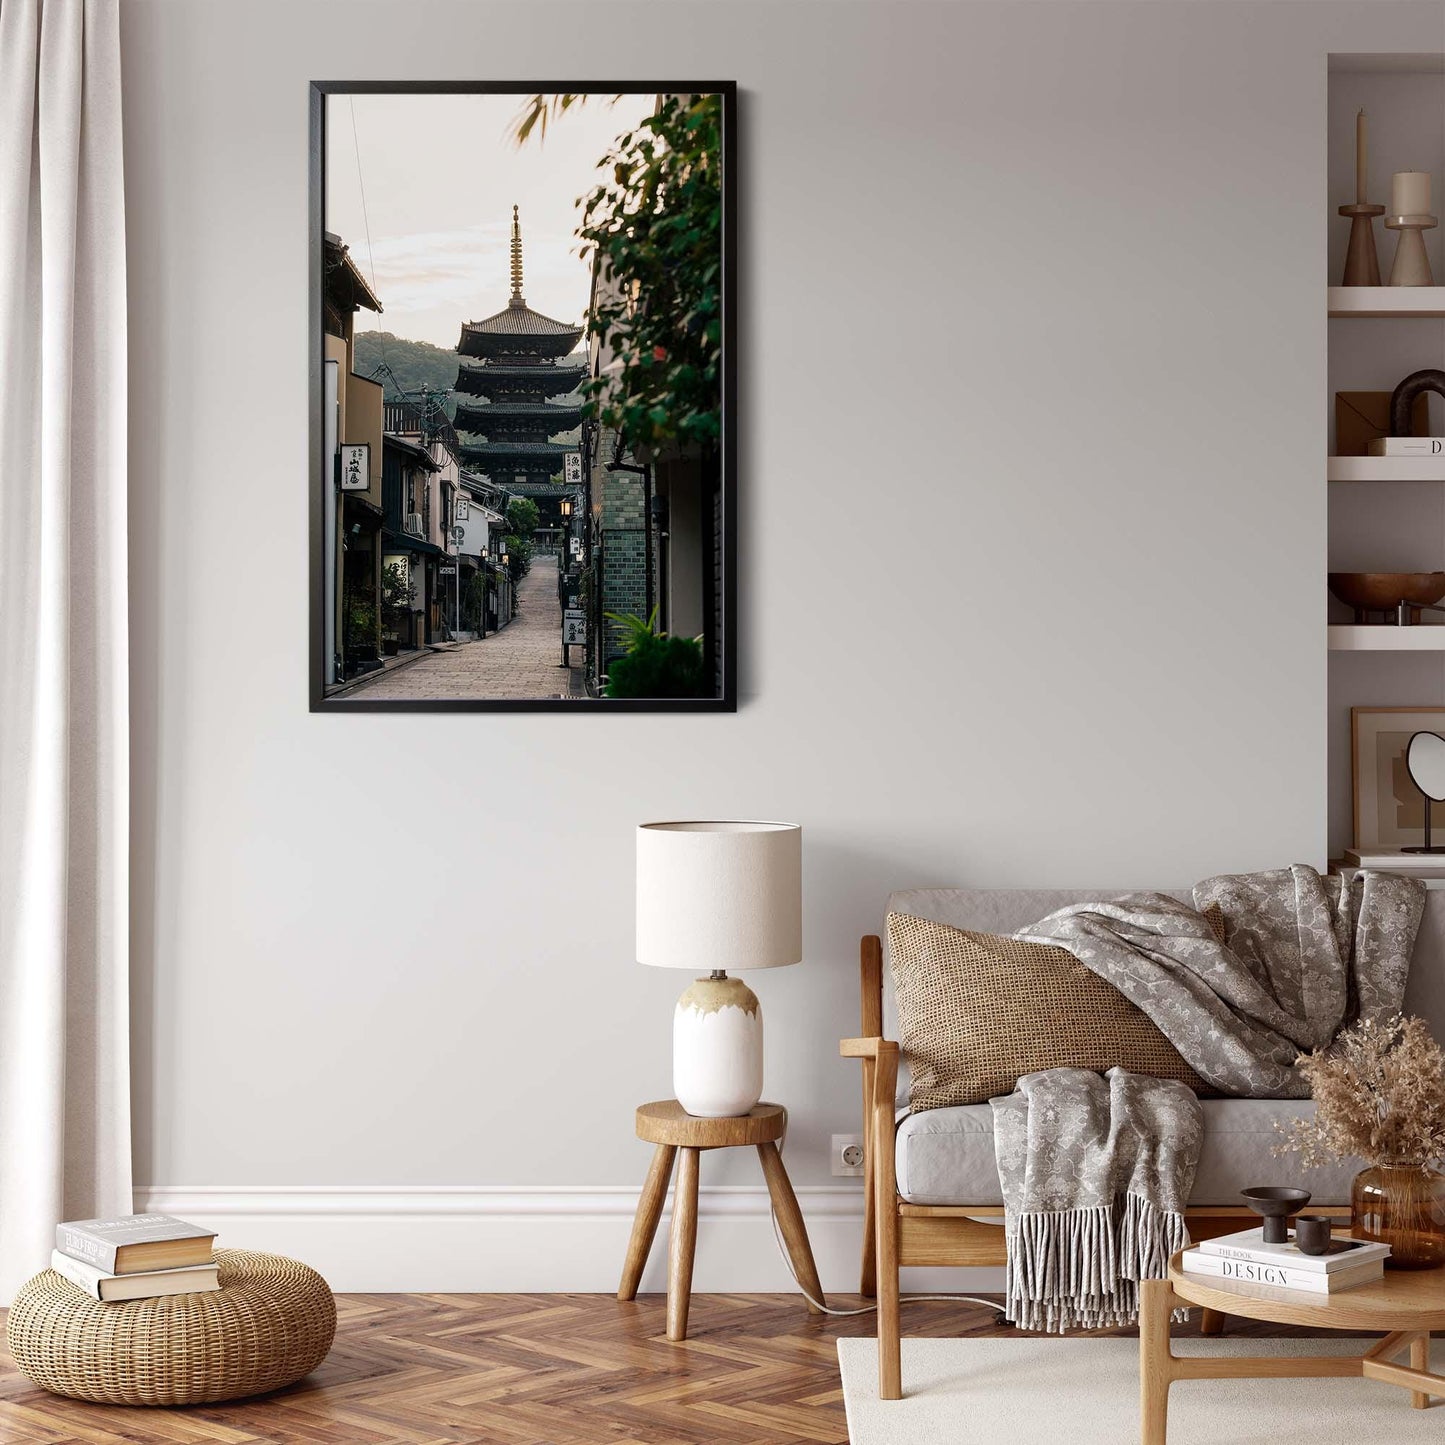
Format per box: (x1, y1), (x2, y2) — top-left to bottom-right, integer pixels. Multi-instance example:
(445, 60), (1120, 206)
(348, 96), (389, 374)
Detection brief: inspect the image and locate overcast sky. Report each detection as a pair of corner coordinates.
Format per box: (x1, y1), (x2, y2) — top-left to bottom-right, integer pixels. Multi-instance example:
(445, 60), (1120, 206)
(326, 92), (656, 349)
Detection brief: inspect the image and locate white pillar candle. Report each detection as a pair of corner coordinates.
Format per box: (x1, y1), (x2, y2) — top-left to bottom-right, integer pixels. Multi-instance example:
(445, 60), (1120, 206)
(1392, 171), (1432, 216)
(1356, 109), (1368, 204)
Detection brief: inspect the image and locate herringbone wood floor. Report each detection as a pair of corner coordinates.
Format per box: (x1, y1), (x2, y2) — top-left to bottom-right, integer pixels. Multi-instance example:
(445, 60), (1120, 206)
(0, 1292), (1353, 1445)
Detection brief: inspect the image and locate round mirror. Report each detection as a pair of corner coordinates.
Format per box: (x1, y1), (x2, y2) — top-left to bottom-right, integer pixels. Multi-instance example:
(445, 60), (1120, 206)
(1407, 731), (1445, 802)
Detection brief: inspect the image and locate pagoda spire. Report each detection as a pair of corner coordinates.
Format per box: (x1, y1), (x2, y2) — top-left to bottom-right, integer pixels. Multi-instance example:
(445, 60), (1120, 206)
(509, 204), (524, 305)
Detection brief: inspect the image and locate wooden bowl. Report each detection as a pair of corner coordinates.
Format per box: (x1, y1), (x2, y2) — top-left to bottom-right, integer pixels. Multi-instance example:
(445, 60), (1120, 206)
(1328, 572), (1445, 612)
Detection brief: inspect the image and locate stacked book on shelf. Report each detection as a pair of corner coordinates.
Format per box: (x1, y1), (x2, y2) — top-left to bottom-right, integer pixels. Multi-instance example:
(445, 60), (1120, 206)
(1182, 1225), (1389, 1294)
(50, 1213), (219, 1302)
(1368, 437), (1445, 457)
(1342, 848), (1445, 888)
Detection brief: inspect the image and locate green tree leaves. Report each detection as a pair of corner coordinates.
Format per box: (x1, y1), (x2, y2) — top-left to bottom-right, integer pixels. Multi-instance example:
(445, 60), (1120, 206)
(578, 94), (723, 454)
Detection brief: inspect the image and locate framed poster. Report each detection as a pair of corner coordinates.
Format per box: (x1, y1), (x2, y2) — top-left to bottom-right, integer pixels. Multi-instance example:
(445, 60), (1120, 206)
(309, 82), (736, 711)
(1351, 707), (1445, 847)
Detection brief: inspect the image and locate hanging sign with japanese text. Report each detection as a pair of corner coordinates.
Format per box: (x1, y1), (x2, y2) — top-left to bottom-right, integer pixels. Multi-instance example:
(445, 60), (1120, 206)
(564, 452), (582, 486)
(338, 443), (370, 491)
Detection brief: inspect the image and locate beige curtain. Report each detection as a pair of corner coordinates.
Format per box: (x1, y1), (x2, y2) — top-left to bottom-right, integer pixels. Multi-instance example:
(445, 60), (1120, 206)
(0, 0), (129, 1302)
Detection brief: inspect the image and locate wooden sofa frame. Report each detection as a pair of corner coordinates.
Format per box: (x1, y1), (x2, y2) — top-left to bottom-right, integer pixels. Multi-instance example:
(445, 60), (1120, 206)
(841, 935), (1350, 1400)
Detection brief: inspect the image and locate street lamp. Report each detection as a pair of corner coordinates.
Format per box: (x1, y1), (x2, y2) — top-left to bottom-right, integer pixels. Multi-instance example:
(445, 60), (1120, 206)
(450, 523), (465, 639)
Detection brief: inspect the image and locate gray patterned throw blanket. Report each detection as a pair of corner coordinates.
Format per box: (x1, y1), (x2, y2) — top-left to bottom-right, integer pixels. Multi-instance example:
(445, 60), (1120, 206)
(990, 865), (1424, 1333)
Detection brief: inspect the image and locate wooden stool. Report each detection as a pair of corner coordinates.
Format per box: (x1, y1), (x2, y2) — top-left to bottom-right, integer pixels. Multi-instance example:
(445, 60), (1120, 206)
(617, 1100), (826, 1340)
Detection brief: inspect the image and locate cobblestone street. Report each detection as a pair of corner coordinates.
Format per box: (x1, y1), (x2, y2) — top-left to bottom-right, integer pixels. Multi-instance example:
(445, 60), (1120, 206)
(348, 554), (582, 700)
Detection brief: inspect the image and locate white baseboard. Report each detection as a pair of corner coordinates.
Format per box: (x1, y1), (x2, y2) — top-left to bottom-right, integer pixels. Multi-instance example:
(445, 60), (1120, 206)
(136, 1185), (1005, 1295)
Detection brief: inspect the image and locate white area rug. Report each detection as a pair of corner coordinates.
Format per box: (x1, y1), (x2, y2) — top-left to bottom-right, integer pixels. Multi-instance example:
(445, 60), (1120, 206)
(838, 1335), (1445, 1444)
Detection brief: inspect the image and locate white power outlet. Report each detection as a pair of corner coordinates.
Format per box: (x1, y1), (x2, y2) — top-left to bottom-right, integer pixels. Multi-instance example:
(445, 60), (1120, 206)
(831, 1133), (865, 1177)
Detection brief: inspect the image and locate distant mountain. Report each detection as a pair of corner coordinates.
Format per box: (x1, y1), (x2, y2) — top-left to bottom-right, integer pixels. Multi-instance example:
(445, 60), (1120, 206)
(353, 331), (459, 415)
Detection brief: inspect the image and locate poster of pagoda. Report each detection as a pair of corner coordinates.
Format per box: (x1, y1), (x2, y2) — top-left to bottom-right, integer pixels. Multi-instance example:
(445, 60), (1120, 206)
(309, 84), (735, 711)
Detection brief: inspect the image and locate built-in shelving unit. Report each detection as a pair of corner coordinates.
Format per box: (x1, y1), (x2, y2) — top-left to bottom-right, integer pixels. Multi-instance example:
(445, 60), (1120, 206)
(1328, 455), (1445, 481)
(1325, 55), (1445, 860)
(1329, 625), (1445, 651)
(1328, 286), (1445, 317)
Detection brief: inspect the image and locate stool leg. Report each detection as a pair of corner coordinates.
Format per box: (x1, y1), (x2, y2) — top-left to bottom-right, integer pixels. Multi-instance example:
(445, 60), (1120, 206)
(756, 1141), (825, 1314)
(667, 1147), (700, 1341)
(1413, 1333), (1431, 1409)
(1198, 1307), (1224, 1336)
(618, 1143), (677, 1301)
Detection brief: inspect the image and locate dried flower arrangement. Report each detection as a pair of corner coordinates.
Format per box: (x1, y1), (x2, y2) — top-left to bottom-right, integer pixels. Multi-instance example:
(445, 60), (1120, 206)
(1277, 1015), (1445, 1168)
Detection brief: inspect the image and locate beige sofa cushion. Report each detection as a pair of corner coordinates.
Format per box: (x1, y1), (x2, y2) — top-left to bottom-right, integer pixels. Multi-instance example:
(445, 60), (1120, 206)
(895, 1098), (1361, 1206)
(887, 911), (1211, 1109)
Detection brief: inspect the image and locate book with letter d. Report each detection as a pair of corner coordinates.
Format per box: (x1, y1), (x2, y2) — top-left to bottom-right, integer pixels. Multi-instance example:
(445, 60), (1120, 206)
(1181, 1245), (1382, 1293)
(1368, 436), (1445, 457)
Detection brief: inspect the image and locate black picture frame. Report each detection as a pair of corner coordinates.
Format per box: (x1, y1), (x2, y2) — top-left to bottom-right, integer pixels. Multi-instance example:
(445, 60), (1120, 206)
(308, 81), (738, 713)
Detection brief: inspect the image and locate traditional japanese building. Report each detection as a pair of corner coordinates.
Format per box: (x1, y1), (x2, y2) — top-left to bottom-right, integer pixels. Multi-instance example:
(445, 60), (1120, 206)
(453, 207), (583, 537)
(321, 232), (386, 684)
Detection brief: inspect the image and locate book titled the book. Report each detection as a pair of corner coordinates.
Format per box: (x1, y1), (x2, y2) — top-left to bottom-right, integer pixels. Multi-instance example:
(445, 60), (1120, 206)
(49, 1249), (221, 1302)
(1199, 1225), (1390, 1273)
(55, 1213), (216, 1275)
(1368, 437), (1445, 456)
(1181, 1247), (1382, 1294)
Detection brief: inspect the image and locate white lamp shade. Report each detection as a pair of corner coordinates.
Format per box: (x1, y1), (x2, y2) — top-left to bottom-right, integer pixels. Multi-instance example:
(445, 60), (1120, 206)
(636, 821), (802, 971)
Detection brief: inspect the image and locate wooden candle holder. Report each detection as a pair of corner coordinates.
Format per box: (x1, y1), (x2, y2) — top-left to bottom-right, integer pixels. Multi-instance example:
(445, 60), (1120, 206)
(1339, 203), (1385, 286)
(1387, 213), (1438, 287)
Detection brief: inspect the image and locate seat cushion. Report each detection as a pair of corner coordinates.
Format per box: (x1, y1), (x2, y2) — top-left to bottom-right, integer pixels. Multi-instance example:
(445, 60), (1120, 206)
(895, 1098), (1364, 1207)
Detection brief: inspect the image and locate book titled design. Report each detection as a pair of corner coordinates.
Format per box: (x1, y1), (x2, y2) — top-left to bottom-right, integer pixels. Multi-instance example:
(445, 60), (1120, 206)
(1368, 437), (1445, 456)
(49, 1249), (221, 1302)
(55, 1213), (216, 1275)
(1181, 1246), (1382, 1293)
(1199, 1225), (1390, 1273)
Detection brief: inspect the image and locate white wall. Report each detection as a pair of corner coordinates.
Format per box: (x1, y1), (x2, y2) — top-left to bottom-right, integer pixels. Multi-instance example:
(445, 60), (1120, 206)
(121, 0), (1445, 1291)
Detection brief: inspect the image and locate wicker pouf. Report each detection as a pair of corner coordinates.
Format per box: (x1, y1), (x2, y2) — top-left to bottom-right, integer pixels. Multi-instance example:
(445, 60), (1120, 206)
(5, 1247), (336, 1406)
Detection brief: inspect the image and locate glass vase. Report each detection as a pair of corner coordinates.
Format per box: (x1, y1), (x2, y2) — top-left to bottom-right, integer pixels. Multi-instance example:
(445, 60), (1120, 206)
(1351, 1162), (1445, 1269)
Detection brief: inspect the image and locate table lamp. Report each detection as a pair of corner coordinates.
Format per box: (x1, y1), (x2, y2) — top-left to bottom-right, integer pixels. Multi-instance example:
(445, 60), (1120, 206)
(636, 821), (802, 1117)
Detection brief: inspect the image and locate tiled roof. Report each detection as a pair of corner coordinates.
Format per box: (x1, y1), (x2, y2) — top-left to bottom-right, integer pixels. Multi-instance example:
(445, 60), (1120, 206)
(460, 440), (569, 458)
(454, 399), (582, 431)
(461, 300), (583, 339)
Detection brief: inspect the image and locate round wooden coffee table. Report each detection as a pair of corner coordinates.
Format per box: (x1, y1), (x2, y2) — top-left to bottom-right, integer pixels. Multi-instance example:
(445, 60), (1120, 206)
(1139, 1247), (1445, 1443)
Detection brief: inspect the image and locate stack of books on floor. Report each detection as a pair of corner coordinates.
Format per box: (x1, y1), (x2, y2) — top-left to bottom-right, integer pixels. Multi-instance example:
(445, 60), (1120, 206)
(50, 1213), (219, 1301)
(1182, 1226), (1389, 1294)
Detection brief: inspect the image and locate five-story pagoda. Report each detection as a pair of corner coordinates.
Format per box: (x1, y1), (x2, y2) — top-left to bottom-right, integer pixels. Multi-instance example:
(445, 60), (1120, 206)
(453, 207), (583, 533)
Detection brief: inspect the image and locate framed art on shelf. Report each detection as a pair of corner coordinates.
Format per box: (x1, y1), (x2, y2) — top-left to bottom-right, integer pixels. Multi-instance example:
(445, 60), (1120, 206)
(1351, 706), (1445, 848)
(309, 82), (736, 712)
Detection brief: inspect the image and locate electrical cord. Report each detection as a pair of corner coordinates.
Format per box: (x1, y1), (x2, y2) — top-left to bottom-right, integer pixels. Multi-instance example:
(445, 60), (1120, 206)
(766, 1107), (1006, 1318)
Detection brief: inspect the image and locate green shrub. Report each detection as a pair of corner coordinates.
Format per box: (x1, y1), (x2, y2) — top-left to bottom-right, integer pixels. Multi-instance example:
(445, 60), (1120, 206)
(604, 610), (706, 698)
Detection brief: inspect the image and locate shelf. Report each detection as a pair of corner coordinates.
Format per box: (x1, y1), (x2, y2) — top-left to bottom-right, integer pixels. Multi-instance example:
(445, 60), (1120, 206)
(1329, 625), (1445, 650)
(1328, 456), (1445, 481)
(1328, 287), (1445, 318)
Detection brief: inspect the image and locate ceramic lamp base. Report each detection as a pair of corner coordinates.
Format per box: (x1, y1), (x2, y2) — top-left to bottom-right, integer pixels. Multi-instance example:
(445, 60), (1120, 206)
(673, 974), (763, 1117)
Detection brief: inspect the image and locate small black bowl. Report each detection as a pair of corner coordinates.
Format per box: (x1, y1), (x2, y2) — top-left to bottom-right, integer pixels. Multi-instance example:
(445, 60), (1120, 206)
(1293, 1214), (1335, 1256)
(1241, 1185), (1312, 1244)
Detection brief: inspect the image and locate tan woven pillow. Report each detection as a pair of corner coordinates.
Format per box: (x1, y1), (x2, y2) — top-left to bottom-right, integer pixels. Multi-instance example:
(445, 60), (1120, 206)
(887, 912), (1212, 1109)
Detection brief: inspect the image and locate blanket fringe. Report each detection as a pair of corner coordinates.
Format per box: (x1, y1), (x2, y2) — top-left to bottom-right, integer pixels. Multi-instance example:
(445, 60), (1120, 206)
(1004, 1191), (1189, 1334)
